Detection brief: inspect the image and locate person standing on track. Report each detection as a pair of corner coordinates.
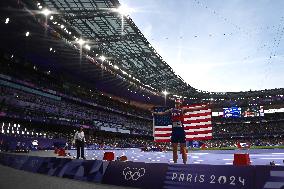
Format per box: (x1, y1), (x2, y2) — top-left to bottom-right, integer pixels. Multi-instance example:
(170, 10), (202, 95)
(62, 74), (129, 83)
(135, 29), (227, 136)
(73, 126), (86, 159)
(153, 99), (188, 164)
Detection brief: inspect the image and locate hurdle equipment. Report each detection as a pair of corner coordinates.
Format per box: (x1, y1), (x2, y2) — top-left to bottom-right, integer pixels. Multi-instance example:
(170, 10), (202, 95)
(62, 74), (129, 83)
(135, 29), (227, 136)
(103, 152), (115, 161)
(233, 153), (251, 165)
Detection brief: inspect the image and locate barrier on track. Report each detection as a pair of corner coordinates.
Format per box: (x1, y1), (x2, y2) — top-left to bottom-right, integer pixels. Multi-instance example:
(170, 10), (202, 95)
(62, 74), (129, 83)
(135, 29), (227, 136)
(1, 152), (284, 189)
(102, 161), (168, 189)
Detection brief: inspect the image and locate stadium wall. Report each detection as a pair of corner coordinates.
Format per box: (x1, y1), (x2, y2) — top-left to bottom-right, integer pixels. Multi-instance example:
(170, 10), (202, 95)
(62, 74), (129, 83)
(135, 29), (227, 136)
(1, 153), (284, 189)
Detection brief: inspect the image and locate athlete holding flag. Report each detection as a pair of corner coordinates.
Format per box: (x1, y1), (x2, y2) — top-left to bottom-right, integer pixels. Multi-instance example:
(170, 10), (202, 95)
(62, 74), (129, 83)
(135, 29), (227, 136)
(153, 99), (187, 164)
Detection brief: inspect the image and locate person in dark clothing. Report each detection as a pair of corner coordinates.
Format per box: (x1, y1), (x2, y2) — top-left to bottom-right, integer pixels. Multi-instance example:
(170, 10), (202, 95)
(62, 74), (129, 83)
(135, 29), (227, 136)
(73, 127), (86, 159)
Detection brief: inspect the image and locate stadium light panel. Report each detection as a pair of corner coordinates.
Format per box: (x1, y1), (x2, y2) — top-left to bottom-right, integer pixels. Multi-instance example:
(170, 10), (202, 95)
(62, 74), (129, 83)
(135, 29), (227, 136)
(25, 31), (30, 37)
(116, 5), (134, 15)
(162, 90), (168, 96)
(77, 38), (85, 46)
(114, 65), (119, 69)
(84, 44), (91, 50)
(42, 8), (51, 16)
(5, 18), (9, 24)
(99, 55), (106, 62)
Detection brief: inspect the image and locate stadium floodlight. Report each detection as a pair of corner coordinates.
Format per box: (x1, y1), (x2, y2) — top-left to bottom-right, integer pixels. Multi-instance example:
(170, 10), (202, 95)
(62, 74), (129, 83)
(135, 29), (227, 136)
(5, 18), (9, 24)
(25, 31), (30, 37)
(116, 5), (134, 16)
(77, 38), (85, 46)
(84, 44), (91, 51)
(42, 8), (51, 16)
(113, 65), (119, 69)
(162, 90), (168, 106)
(50, 16), (54, 20)
(162, 90), (168, 96)
(60, 24), (64, 29)
(99, 55), (106, 62)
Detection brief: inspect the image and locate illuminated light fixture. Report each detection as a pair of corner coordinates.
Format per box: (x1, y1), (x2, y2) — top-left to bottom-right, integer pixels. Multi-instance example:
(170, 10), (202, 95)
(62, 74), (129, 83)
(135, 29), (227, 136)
(99, 55), (106, 62)
(42, 8), (51, 16)
(113, 65), (119, 69)
(162, 90), (168, 96)
(50, 15), (54, 20)
(49, 47), (53, 51)
(116, 4), (134, 15)
(60, 24), (64, 29)
(25, 31), (30, 37)
(84, 44), (91, 50)
(69, 31), (72, 34)
(53, 21), (57, 24)
(77, 38), (85, 45)
(38, 5), (43, 9)
(5, 18), (9, 24)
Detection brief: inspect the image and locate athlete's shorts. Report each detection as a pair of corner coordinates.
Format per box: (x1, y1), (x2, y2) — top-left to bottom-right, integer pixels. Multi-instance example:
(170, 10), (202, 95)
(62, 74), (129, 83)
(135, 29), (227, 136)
(171, 127), (186, 143)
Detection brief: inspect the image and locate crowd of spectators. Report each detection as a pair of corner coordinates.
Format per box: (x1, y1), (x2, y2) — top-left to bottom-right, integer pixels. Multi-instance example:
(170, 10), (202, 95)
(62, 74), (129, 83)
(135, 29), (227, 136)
(204, 138), (284, 148)
(0, 54), (152, 119)
(212, 120), (284, 137)
(0, 86), (152, 133)
(1, 53), (284, 150)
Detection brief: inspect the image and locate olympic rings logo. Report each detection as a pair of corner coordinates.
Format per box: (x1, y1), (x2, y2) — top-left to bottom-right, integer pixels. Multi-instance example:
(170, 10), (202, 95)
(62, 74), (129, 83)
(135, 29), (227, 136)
(122, 167), (146, 181)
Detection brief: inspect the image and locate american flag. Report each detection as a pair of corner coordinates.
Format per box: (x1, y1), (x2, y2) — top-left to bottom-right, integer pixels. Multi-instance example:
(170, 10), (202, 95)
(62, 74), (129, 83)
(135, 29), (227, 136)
(153, 104), (212, 142)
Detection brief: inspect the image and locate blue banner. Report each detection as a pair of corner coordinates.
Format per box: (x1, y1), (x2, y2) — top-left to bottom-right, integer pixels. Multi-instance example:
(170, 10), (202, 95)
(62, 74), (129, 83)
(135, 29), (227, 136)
(10, 155), (29, 170)
(58, 159), (109, 182)
(20, 156), (45, 173)
(37, 157), (71, 176)
(1, 153), (284, 189)
(255, 166), (284, 189)
(102, 161), (168, 189)
(164, 164), (255, 189)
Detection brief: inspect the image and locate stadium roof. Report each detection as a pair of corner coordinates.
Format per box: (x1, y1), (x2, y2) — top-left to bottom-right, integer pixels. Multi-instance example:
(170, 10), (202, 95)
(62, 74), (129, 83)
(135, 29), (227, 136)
(1, 0), (283, 104)
(30, 0), (198, 97)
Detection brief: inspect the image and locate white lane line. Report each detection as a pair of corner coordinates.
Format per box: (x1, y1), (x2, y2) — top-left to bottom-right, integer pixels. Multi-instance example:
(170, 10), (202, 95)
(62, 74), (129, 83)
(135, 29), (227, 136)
(191, 153), (209, 155)
(191, 156), (200, 159)
(260, 158), (284, 160)
(250, 155), (284, 157)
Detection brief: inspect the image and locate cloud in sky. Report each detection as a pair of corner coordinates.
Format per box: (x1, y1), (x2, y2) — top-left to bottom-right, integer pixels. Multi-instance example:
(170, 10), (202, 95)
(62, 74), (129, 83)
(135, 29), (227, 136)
(119, 0), (284, 92)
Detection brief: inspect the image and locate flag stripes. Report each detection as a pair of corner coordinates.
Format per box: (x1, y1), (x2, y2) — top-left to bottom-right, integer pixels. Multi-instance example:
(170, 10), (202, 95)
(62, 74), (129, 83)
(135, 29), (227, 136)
(154, 105), (212, 142)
